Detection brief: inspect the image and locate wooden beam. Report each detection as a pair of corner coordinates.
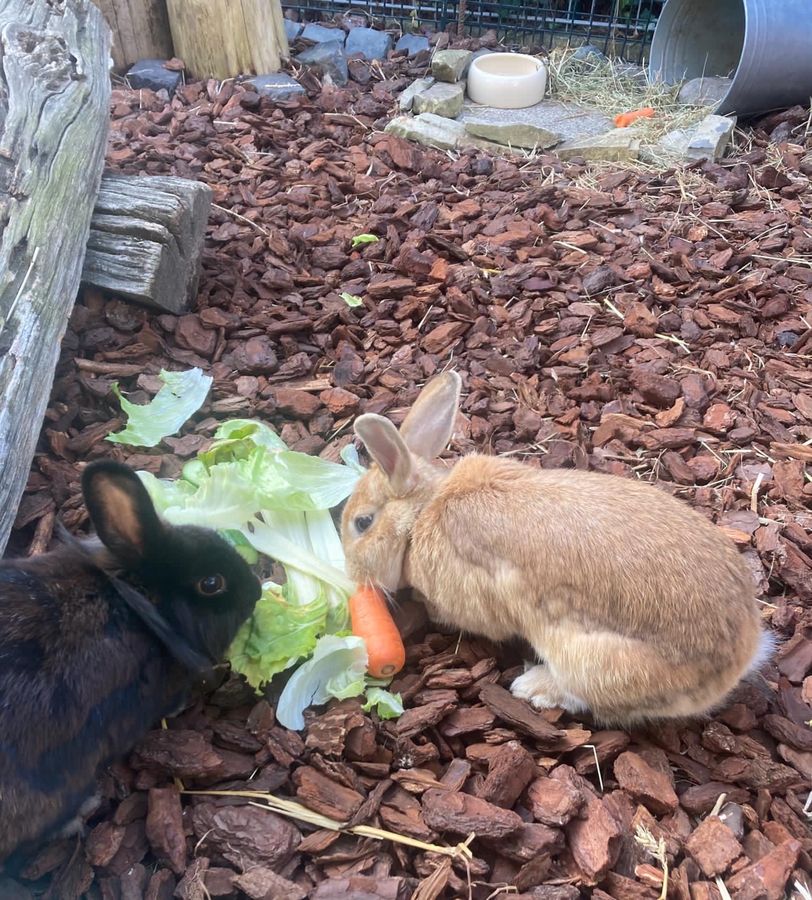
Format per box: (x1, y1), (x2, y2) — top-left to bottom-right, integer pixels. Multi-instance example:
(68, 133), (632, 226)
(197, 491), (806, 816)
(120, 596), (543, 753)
(93, 0), (174, 71)
(0, 0), (111, 554)
(82, 173), (213, 314)
(166, 0), (289, 81)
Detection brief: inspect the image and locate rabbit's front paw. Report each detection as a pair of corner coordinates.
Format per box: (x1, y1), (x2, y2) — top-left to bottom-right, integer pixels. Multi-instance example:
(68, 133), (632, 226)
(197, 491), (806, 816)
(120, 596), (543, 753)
(511, 664), (588, 714)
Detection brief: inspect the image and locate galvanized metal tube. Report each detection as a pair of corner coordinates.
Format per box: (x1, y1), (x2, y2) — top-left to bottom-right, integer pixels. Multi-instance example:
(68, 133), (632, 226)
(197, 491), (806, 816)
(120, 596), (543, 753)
(649, 0), (812, 117)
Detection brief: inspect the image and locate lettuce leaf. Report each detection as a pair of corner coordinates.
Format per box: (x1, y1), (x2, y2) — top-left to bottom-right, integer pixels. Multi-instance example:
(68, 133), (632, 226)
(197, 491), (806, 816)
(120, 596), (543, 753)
(107, 368), (212, 448)
(228, 584), (329, 688)
(362, 687), (404, 719)
(276, 635), (368, 730)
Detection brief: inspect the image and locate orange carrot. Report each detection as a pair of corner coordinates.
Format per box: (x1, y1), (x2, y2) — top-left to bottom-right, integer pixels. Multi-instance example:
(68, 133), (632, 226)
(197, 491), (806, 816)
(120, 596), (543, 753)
(614, 106), (655, 128)
(349, 585), (406, 679)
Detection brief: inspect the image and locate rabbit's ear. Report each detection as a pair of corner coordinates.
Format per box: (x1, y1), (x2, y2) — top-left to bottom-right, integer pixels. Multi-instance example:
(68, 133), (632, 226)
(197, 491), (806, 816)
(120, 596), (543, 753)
(82, 461), (163, 566)
(399, 370), (461, 460)
(354, 414), (414, 494)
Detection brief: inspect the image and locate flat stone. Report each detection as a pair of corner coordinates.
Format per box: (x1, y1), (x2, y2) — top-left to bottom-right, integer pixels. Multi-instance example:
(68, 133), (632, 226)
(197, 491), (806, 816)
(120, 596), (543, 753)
(431, 49), (472, 83)
(464, 117), (559, 149)
(659, 113), (736, 162)
(301, 23), (345, 44)
(398, 77), (434, 112)
(296, 40), (348, 86)
(345, 26), (392, 61)
(413, 82), (465, 118)
(678, 75), (732, 107)
(460, 99), (610, 144)
(284, 19), (302, 42)
(244, 73), (304, 101)
(395, 33), (430, 57)
(385, 113), (466, 151)
(555, 128), (641, 162)
(126, 59), (182, 94)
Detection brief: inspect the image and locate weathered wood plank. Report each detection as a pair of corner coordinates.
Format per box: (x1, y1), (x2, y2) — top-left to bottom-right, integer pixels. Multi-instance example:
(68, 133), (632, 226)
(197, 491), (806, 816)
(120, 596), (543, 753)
(166, 0), (289, 80)
(82, 173), (212, 313)
(93, 0), (173, 70)
(0, 0), (111, 554)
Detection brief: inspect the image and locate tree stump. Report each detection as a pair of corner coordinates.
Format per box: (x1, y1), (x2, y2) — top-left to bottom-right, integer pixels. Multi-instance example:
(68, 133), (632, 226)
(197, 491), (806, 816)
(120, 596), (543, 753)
(166, 0), (289, 80)
(0, 0), (111, 554)
(82, 173), (213, 314)
(93, 0), (174, 71)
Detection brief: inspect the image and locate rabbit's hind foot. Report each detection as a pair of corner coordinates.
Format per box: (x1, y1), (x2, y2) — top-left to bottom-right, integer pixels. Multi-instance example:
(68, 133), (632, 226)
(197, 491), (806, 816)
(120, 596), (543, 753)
(510, 663), (589, 715)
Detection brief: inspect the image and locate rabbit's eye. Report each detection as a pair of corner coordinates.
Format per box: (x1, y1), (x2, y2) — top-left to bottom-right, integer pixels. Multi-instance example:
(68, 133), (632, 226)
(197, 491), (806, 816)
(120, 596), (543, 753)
(354, 514), (374, 534)
(197, 574), (227, 597)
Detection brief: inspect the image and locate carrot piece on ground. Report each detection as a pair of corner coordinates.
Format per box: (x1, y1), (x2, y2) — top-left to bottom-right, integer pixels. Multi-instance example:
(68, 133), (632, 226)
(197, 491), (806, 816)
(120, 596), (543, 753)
(614, 106), (655, 128)
(349, 585), (406, 679)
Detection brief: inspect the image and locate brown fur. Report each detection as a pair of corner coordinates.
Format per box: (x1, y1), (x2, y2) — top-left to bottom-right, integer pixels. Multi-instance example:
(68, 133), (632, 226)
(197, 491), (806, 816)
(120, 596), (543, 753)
(341, 372), (770, 726)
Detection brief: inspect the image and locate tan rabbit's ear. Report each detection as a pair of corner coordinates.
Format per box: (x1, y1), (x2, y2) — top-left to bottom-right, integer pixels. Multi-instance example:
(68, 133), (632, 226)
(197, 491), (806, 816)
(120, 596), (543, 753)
(354, 414), (415, 494)
(399, 370), (462, 460)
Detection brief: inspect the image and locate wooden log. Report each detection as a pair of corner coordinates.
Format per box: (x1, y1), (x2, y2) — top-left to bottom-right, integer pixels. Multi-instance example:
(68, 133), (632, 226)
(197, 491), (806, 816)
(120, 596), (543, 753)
(93, 0), (174, 71)
(166, 0), (289, 80)
(0, 0), (111, 555)
(82, 173), (213, 314)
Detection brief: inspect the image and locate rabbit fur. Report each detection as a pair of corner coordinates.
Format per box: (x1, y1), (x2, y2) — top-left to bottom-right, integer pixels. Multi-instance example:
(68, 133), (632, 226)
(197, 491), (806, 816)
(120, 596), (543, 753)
(0, 461), (261, 863)
(341, 371), (772, 726)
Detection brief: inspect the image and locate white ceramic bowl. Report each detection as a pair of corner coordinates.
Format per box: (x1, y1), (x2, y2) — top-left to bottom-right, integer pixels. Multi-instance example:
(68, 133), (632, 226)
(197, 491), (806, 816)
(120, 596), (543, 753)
(466, 52), (547, 109)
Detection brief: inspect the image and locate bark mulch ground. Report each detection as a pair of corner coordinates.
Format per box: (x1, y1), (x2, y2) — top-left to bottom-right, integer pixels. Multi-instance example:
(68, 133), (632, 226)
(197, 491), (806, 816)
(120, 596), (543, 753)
(3, 49), (812, 900)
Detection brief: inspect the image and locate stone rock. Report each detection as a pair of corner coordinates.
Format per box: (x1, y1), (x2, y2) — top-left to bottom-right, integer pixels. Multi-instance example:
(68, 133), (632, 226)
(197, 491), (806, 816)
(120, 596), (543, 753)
(395, 33), (430, 57)
(301, 23), (345, 44)
(345, 26), (392, 60)
(555, 128), (641, 162)
(464, 117), (559, 149)
(296, 40), (348, 86)
(659, 114), (736, 162)
(385, 113), (466, 151)
(678, 75), (732, 107)
(684, 816), (742, 878)
(126, 59), (182, 94)
(413, 82), (465, 118)
(461, 99), (610, 144)
(431, 49), (472, 83)
(398, 77), (434, 111)
(244, 73), (305, 101)
(284, 19), (303, 42)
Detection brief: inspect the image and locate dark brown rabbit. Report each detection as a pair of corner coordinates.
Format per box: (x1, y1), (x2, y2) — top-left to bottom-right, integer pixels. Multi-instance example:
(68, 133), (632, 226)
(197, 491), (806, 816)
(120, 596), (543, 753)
(0, 461), (261, 863)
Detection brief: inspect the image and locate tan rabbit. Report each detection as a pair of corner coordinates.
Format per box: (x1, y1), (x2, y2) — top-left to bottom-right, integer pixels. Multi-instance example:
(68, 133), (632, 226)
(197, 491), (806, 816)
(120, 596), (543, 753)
(341, 371), (772, 726)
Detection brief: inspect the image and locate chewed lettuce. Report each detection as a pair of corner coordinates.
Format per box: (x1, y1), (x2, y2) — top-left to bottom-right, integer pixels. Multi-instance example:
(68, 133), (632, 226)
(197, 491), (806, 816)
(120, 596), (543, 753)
(107, 368), (212, 448)
(275, 635), (368, 731)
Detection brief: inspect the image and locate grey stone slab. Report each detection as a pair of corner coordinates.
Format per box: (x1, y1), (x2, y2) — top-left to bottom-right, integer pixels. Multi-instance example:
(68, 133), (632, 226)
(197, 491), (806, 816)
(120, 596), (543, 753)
(460, 99), (611, 144)
(345, 26), (392, 61)
(297, 40), (348, 86)
(412, 82), (464, 118)
(431, 49), (472, 83)
(398, 77), (434, 111)
(126, 59), (182, 94)
(284, 19), (303, 42)
(301, 23), (345, 44)
(244, 73), (305, 101)
(396, 33), (430, 57)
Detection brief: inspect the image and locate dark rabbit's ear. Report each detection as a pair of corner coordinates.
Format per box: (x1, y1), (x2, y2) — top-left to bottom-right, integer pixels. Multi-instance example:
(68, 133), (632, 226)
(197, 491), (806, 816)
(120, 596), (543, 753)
(82, 461), (164, 566)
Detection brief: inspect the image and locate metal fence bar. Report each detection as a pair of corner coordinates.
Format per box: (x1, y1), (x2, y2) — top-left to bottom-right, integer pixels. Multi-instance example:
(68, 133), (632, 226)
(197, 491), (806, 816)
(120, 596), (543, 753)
(283, 0), (663, 63)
